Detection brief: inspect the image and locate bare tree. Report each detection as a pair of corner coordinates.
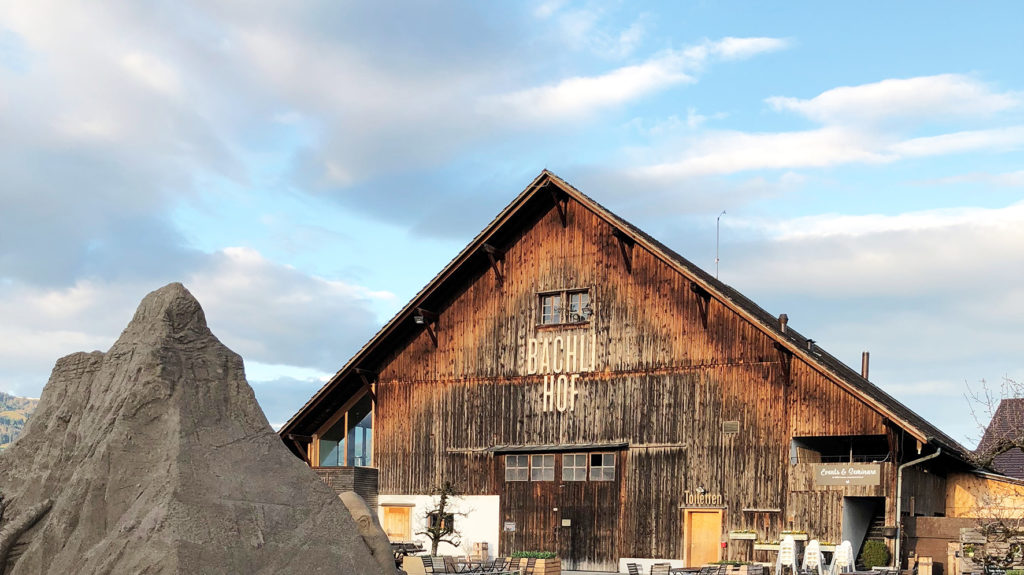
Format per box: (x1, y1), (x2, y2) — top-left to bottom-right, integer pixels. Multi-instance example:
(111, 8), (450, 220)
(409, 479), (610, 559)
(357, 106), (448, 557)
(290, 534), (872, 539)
(417, 482), (465, 556)
(967, 377), (1024, 470)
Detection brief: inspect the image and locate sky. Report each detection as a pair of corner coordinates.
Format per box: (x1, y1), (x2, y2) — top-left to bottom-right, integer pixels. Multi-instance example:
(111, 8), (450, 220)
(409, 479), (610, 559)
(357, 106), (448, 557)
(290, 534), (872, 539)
(1, 1), (1022, 447)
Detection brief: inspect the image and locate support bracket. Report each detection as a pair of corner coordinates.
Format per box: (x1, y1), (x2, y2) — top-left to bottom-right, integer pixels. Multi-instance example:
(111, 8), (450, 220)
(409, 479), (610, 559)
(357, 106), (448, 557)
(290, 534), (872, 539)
(483, 243), (504, 285)
(548, 187), (568, 227)
(613, 229), (634, 274)
(690, 282), (711, 329)
(353, 368), (378, 405)
(414, 307), (439, 348)
(774, 342), (792, 386)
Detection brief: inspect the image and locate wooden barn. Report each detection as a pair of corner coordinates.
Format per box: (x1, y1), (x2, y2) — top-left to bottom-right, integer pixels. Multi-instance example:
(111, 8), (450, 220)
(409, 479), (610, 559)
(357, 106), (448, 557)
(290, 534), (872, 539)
(280, 170), (973, 572)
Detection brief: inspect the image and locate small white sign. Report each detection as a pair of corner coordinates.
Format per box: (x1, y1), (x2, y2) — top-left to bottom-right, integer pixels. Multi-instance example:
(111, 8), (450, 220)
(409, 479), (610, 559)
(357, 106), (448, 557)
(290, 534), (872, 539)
(503, 521), (516, 532)
(561, 519), (572, 527)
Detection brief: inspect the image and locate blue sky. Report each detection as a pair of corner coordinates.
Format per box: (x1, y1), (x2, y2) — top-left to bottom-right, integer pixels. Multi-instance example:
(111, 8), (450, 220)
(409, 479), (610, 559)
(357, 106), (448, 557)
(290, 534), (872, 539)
(1, 1), (1022, 445)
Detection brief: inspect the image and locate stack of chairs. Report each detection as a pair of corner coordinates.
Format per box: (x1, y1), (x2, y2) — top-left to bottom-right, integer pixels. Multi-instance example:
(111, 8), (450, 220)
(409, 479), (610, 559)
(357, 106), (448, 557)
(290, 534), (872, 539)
(828, 541), (854, 575)
(650, 564), (672, 575)
(802, 540), (824, 575)
(627, 563), (643, 575)
(776, 536), (798, 575)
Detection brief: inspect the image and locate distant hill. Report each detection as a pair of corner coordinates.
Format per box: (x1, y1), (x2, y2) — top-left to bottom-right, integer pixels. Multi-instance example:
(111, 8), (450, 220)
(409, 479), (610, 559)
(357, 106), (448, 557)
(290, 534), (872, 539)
(0, 391), (39, 449)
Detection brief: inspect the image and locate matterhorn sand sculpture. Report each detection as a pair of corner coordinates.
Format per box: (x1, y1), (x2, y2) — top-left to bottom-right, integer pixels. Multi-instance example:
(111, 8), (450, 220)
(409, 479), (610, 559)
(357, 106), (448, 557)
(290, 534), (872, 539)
(0, 283), (395, 574)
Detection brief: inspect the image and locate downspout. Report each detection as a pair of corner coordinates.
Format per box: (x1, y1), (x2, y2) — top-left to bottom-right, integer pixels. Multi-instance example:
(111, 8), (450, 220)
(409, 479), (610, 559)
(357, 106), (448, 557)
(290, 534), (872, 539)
(894, 448), (942, 571)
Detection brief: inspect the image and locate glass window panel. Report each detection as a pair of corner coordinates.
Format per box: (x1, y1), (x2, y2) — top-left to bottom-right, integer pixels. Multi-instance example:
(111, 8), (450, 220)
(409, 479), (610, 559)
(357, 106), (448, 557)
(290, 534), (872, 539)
(318, 415), (347, 467)
(563, 453), (586, 481)
(531, 454), (555, 481)
(346, 393), (373, 467)
(540, 294), (561, 325)
(506, 455), (529, 481)
(567, 291), (591, 322)
(590, 452), (615, 481)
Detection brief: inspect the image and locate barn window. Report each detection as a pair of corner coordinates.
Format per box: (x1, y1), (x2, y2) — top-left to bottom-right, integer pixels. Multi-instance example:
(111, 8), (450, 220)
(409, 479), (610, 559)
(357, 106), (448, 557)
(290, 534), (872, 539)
(590, 452), (615, 481)
(427, 511), (455, 533)
(531, 454), (555, 481)
(505, 455), (529, 481)
(540, 293), (561, 325)
(538, 289), (592, 325)
(562, 453), (587, 481)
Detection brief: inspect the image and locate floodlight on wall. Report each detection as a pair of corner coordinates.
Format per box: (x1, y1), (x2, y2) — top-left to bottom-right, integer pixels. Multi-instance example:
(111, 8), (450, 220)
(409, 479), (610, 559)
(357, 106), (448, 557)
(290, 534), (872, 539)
(413, 308), (439, 347)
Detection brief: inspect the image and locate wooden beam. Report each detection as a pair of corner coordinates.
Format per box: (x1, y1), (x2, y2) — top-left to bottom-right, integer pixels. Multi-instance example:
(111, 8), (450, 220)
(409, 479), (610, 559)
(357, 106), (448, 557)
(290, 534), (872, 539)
(690, 282), (710, 329)
(482, 243), (504, 284)
(354, 368), (378, 405)
(288, 435), (309, 462)
(548, 186), (567, 227)
(613, 229), (633, 274)
(774, 342), (792, 386)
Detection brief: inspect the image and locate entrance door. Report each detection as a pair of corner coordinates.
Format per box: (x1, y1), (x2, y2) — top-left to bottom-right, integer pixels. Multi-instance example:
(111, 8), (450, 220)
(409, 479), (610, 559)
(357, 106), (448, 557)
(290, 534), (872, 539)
(685, 509), (723, 567)
(381, 505), (412, 541)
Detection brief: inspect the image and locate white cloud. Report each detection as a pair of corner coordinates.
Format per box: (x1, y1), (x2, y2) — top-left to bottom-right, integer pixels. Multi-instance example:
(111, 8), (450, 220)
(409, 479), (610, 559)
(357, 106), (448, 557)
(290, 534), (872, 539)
(0, 247), (389, 397)
(711, 37), (790, 60)
(624, 75), (1023, 184)
(888, 126), (1024, 157)
(630, 127), (891, 180)
(491, 37), (789, 122)
(767, 74), (1019, 125)
(490, 52), (695, 121)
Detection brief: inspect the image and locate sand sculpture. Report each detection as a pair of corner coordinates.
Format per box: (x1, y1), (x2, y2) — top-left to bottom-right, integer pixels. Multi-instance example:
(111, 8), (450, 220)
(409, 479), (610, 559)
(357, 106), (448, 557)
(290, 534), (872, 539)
(0, 283), (395, 574)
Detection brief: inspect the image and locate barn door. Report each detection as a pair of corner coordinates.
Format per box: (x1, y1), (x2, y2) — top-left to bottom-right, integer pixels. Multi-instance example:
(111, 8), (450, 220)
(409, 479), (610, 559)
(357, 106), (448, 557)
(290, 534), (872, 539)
(685, 509), (723, 567)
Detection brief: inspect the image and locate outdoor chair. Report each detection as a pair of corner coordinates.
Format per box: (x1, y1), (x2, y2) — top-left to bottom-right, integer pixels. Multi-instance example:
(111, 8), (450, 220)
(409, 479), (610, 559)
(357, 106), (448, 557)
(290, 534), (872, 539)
(651, 563), (672, 575)
(776, 536), (798, 575)
(750, 565), (766, 575)
(425, 556), (449, 573)
(523, 557), (538, 574)
(828, 541), (853, 575)
(802, 540), (824, 575)
(627, 563), (643, 575)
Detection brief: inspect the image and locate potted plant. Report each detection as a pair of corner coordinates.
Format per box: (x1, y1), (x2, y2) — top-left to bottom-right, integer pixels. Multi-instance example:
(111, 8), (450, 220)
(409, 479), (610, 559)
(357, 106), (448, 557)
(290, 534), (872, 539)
(780, 530), (809, 541)
(754, 541), (781, 551)
(729, 530), (758, 540)
(964, 544), (976, 559)
(509, 551), (560, 575)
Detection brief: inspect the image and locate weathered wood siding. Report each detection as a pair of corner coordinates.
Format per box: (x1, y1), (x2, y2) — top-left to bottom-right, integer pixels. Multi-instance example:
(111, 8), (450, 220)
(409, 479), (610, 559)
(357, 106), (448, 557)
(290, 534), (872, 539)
(368, 199), (890, 565)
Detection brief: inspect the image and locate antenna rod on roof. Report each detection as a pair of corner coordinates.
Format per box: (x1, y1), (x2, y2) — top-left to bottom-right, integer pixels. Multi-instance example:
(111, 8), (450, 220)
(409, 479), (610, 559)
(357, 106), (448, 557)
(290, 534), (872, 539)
(716, 210), (726, 279)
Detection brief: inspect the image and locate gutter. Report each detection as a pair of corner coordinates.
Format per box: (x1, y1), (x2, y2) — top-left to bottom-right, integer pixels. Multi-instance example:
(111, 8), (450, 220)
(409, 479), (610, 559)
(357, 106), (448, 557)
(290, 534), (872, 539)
(894, 448), (942, 570)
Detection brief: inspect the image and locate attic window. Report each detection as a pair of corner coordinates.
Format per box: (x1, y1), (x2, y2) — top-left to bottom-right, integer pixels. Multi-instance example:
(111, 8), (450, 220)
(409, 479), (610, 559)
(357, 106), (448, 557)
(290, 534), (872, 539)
(539, 289), (592, 325)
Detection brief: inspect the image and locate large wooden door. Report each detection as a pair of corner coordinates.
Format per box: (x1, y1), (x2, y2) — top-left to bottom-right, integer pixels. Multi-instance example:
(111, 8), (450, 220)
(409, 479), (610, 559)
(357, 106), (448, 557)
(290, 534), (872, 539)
(382, 505), (412, 541)
(685, 510), (723, 567)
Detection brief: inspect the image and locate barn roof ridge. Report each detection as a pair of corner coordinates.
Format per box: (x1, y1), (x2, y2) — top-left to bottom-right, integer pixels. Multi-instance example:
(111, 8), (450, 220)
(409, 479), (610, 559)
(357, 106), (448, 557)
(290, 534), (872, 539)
(280, 170), (969, 461)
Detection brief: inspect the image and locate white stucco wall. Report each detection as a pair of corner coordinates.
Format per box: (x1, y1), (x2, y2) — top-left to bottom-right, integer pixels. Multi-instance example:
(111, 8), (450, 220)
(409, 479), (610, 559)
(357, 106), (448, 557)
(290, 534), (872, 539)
(379, 494), (501, 559)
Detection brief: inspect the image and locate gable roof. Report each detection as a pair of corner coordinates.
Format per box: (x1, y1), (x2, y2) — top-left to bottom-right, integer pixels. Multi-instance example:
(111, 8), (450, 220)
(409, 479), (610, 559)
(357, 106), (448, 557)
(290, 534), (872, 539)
(280, 170), (970, 461)
(976, 398), (1024, 477)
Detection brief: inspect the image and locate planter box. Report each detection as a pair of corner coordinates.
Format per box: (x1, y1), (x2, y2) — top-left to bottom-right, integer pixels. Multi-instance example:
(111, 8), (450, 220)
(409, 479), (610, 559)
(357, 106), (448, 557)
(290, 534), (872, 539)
(508, 557), (561, 575)
(730, 532), (758, 540)
(819, 545), (836, 552)
(781, 533), (808, 541)
(754, 544), (781, 551)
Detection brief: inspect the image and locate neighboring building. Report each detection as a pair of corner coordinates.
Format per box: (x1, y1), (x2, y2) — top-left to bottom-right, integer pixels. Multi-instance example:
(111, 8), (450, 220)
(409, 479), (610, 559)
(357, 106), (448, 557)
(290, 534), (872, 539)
(976, 399), (1024, 479)
(280, 171), (976, 571)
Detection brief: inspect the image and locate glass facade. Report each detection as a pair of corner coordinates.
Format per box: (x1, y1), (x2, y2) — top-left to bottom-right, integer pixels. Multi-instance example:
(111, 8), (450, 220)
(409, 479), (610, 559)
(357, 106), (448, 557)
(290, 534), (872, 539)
(318, 415), (346, 467)
(317, 392), (373, 467)
(347, 394), (373, 467)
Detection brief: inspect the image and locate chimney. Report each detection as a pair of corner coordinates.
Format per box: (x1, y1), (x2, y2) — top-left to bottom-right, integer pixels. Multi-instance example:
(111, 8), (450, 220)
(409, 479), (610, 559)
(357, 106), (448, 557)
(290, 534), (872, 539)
(806, 339), (815, 351)
(861, 351), (870, 379)
(779, 314), (788, 333)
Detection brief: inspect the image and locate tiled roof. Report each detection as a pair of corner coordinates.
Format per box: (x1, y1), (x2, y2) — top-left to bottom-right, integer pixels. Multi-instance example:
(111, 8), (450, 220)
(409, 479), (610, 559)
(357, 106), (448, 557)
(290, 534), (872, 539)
(977, 399), (1024, 477)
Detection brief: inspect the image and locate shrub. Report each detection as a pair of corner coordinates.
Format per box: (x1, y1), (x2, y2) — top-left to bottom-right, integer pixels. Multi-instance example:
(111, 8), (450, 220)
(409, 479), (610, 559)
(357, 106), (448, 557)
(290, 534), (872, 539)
(511, 551), (557, 559)
(859, 540), (891, 569)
